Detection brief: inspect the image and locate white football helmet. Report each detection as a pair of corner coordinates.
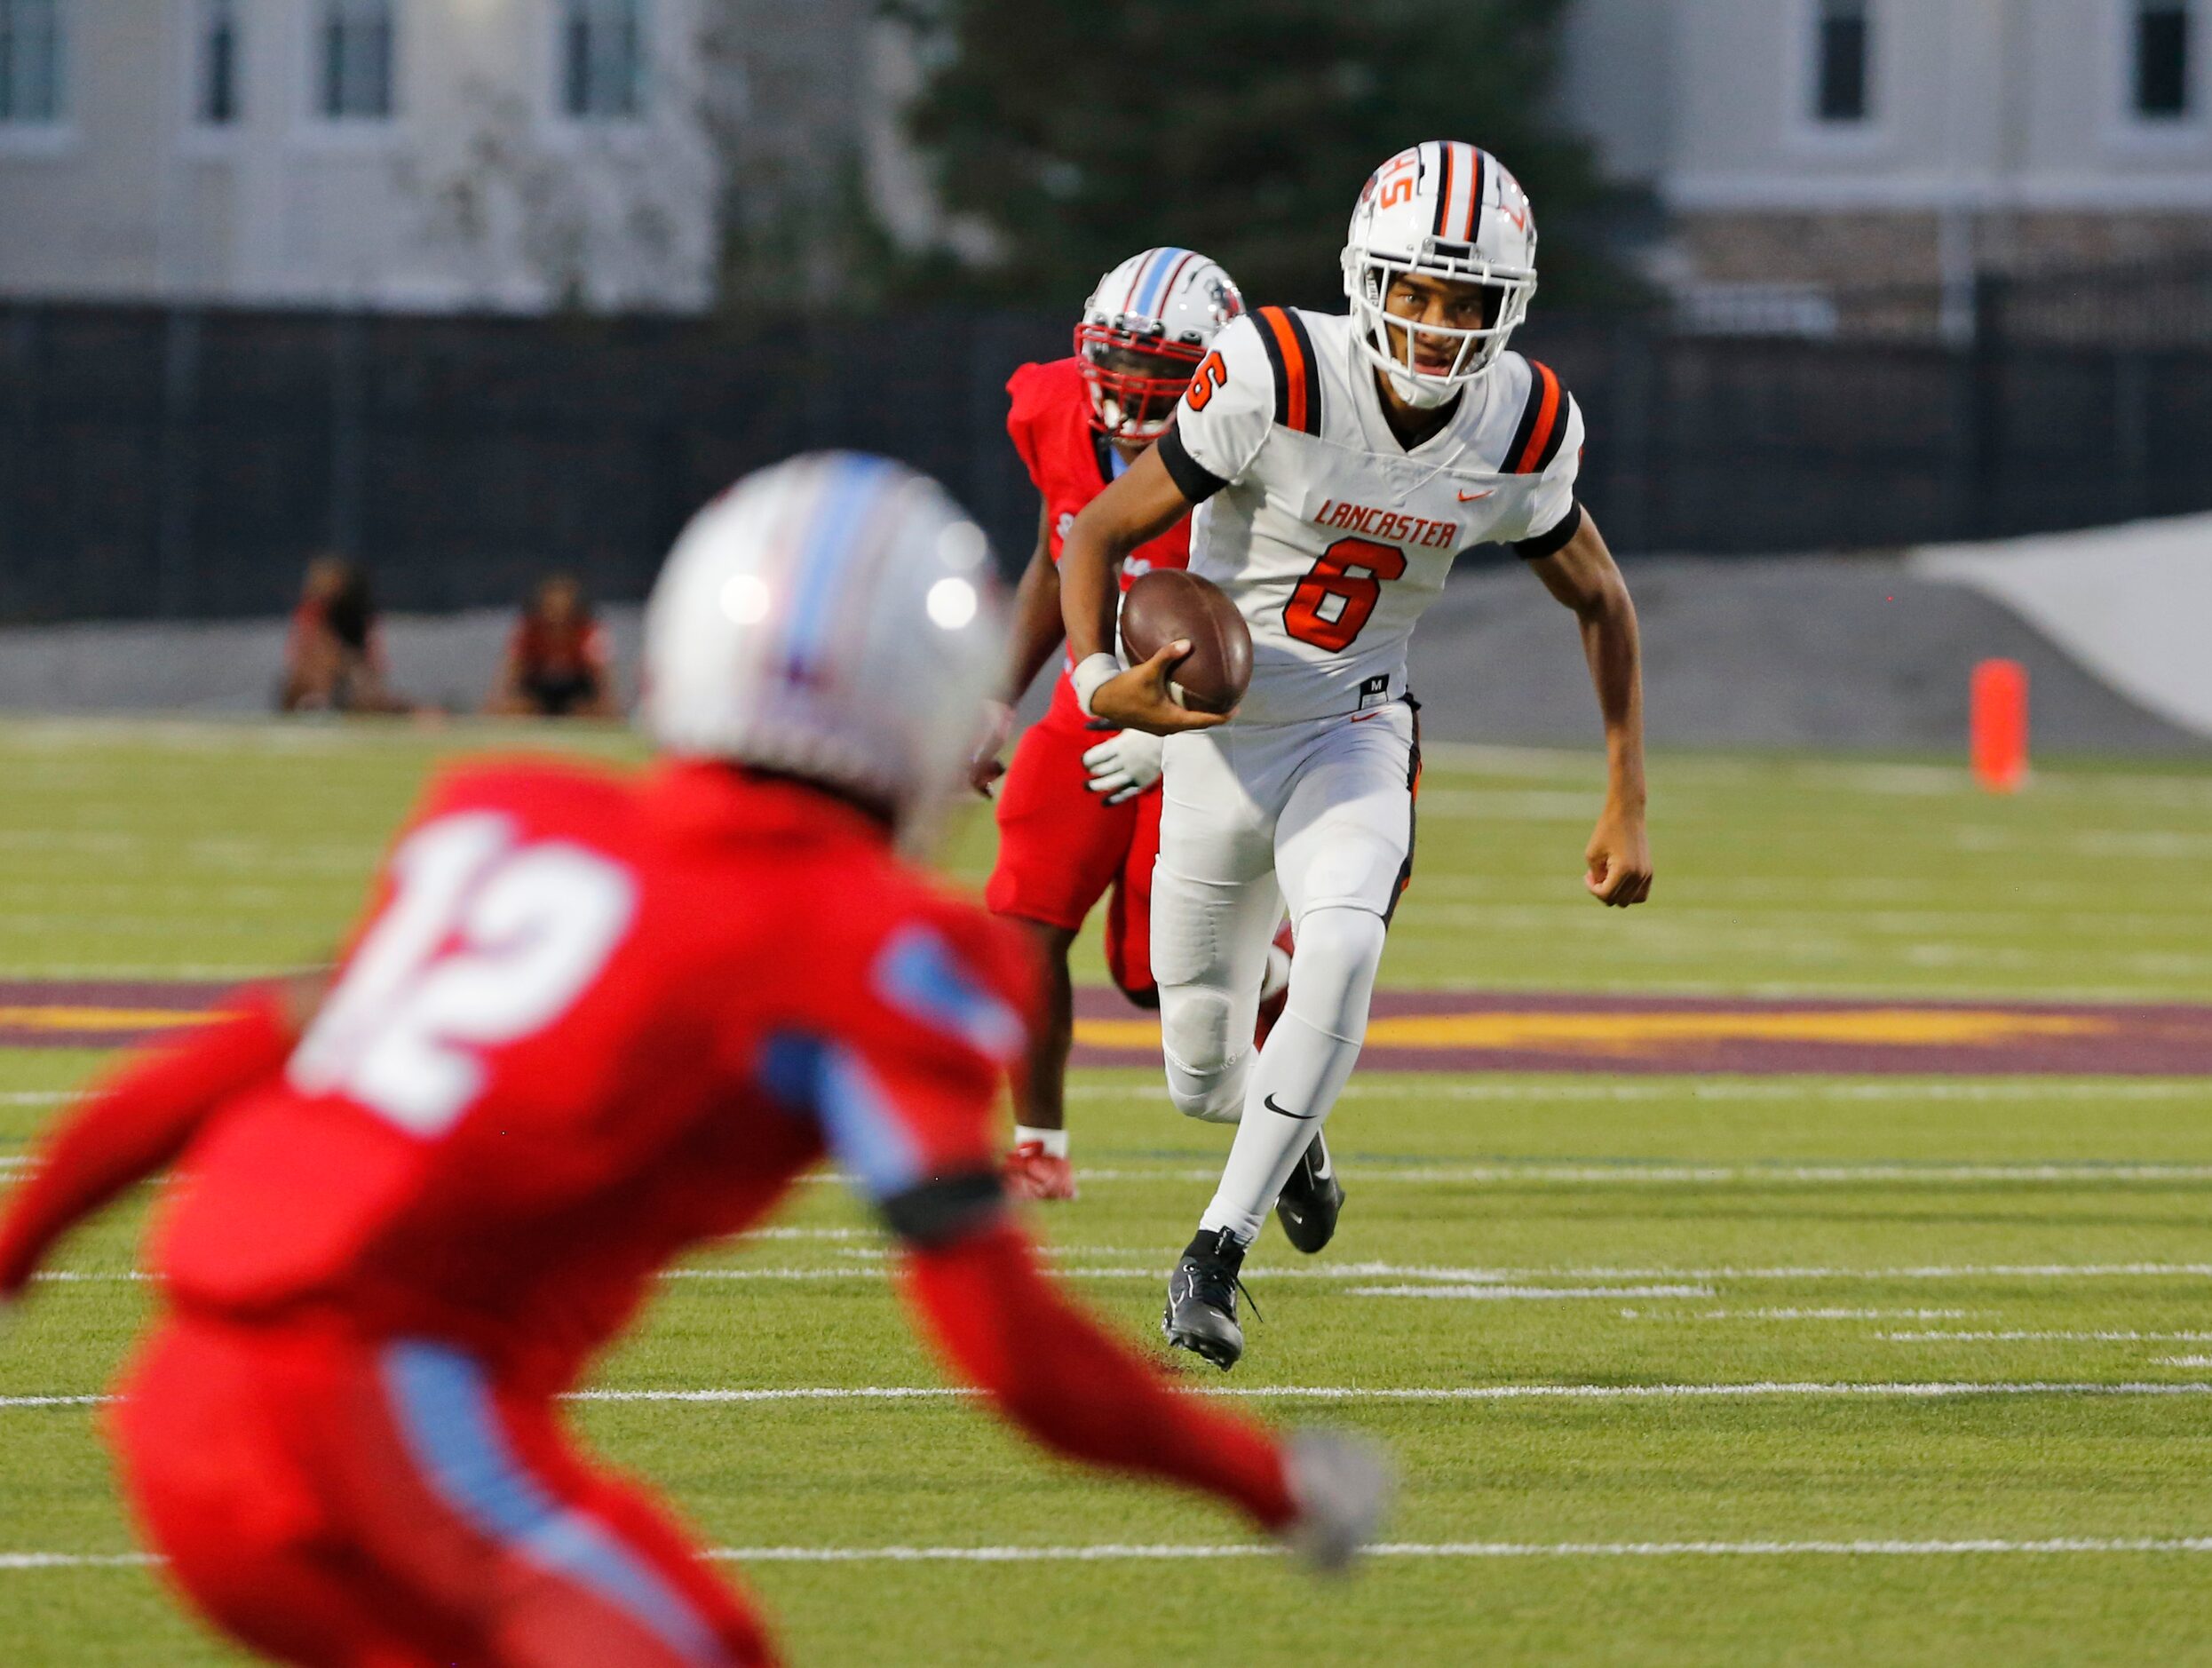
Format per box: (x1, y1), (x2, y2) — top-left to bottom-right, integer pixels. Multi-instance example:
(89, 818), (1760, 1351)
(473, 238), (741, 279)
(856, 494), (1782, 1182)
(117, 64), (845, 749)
(640, 453), (1003, 835)
(1342, 140), (1539, 409)
(1077, 247), (1244, 441)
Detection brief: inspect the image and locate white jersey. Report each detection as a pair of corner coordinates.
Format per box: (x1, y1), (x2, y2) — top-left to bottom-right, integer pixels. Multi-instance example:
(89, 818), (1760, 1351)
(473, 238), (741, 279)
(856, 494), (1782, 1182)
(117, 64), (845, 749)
(1157, 306), (1584, 725)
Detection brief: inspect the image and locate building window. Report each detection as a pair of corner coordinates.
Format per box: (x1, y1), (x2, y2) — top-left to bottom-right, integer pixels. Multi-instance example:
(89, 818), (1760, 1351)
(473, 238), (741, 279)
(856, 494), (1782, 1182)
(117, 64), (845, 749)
(561, 0), (646, 120)
(2135, 0), (2192, 117)
(1813, 0), (1871, 123)
(0, 0), (65, 124)
(196, 0), (241, 125)
(319, 0), (392, 121)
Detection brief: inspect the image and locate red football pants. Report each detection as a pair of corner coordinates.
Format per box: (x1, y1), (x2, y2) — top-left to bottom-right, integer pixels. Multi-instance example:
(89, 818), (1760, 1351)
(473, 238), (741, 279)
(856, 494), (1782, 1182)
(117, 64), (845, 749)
(109, 1315), (777, 1668)
(985, 687), (1161, 1001)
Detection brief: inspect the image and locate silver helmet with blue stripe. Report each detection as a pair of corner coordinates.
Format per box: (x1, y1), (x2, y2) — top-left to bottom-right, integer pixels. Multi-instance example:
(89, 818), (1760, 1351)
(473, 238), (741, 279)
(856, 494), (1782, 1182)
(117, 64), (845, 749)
(641, 454), (1003, 834)
(1077, 247), (1243, 441)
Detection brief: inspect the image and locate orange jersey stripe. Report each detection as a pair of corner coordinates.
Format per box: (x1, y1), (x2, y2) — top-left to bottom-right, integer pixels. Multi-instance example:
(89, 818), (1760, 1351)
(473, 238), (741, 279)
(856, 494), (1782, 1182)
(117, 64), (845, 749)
(1259, 307), (1310, 436)
(1513, 363), (1562, 473)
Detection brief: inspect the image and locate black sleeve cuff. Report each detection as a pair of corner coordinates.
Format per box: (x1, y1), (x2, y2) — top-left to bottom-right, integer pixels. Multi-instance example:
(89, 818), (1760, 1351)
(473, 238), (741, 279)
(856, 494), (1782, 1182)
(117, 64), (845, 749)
(878, 1170), (1006, 1248)
(1155, 419), (1228, 504)
(1510, 499), (1584, 561)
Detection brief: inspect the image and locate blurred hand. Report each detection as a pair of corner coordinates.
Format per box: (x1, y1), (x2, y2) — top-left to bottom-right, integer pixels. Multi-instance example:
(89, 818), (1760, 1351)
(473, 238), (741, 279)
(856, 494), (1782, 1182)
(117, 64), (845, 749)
(969, 700), (1016, 798)
(1087, 642), (1232, 737)
(1081, 728), (1164, 806)
(1584, 800), (1653, 907)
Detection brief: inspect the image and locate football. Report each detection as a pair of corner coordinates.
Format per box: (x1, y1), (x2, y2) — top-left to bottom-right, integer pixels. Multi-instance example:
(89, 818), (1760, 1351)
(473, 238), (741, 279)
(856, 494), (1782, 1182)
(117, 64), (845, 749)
(1119, 568), (1253, 715)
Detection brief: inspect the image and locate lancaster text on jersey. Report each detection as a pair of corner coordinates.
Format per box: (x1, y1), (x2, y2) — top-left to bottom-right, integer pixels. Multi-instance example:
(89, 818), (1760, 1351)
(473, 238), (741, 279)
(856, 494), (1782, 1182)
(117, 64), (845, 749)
(1313, 499), (1458, 549)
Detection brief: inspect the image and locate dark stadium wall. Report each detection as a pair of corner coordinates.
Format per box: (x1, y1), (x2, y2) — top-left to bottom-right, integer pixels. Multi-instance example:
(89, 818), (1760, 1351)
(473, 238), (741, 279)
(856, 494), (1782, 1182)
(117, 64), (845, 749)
(1, 298), (2209, 624)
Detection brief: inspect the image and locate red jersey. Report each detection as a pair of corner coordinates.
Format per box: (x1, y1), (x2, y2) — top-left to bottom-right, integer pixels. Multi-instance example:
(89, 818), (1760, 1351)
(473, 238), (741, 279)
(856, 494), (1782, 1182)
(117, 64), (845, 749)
(1005, 357), (1191, 583)
(151, 759), (1031, 1396)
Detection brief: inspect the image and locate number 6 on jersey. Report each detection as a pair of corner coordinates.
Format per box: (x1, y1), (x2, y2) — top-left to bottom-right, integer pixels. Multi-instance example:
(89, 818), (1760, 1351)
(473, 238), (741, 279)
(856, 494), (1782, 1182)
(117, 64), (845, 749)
(1281, 536), (1407, 653)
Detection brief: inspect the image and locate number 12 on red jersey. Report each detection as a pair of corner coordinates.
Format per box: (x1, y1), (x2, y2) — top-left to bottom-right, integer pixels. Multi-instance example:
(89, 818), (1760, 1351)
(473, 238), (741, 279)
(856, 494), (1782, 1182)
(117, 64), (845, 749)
(289, 814), (638, 1136)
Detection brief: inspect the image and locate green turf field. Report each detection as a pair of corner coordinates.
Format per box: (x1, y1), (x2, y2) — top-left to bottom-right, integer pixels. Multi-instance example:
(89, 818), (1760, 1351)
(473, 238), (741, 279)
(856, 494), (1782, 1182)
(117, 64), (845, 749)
(3, 719), (2211, 1665)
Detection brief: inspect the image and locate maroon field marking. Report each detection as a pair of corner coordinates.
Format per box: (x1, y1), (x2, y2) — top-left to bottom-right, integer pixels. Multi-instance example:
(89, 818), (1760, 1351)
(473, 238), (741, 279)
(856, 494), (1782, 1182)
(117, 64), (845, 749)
(1, 981), (2208, 1076)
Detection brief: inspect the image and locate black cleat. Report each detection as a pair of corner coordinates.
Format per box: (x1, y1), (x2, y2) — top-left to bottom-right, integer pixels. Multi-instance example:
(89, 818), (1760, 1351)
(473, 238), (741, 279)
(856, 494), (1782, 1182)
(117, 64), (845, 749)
(1274, 1130), (1345, 1254)
(1162, 1228), (1249, 1370)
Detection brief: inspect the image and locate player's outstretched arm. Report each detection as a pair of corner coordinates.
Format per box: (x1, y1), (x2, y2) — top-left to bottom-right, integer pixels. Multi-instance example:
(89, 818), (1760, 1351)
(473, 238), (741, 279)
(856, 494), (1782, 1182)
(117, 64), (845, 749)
(970, 500), (1065, 795)
(0, 975), (319, 1299)
(1525, 508), (1653, 908)
(898, 1213), (1391, 1568)
(1058, 448), (1227, 736)
(791, 907), (1388, 1566)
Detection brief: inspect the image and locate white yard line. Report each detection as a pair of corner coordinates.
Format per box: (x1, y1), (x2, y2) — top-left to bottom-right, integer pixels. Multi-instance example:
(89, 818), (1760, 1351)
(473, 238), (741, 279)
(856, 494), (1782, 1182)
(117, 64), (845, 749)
(0, 964), (289, 981)
(20, 1381), (2212, 1413)
(18, 1537), (2212, 1572)
(0, 1395), (107, 1409)
(1062, 1082), (2212, 1104)
(34, 1259), (2212, 1288)
(1054, 1163), (2212, 1187)
(0, 1092), (71, 1106)
(25, 1270), (149, 1283)
(1698, 1308), (1972, 1322)
(1882, 1330), (2212, 1343)
(710, 1536), (2212, 1563)
(1348, 1284), (1716, 1300)
(57, 1154), (2212, 1189)
(37, 1259), (2212, 1288)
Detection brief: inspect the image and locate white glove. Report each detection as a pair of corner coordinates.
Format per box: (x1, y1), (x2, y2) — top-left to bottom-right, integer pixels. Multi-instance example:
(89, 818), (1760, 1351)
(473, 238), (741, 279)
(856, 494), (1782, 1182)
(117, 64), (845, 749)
(1082, 727), (1164, 805)
(1279, 1428), (1395, 1576)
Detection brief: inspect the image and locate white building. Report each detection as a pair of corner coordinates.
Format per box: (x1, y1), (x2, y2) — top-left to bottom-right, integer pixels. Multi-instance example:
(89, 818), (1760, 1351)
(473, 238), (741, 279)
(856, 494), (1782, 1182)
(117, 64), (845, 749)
(1564, 0), (2212, 305)
(0, 0), (741, 310)
(4, 2), (2208, 314)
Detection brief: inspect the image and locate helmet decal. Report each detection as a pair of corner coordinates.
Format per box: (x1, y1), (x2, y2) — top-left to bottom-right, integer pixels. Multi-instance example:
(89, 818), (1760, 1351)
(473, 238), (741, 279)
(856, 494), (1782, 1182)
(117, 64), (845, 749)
(1341, 139), (1540, 405)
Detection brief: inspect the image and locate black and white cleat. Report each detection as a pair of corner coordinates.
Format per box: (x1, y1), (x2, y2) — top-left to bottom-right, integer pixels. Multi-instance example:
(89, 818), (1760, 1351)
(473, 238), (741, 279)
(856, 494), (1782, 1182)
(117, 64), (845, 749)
(1162, 1228), (1249, 1370)
(1274, 1129), (1345, 1255)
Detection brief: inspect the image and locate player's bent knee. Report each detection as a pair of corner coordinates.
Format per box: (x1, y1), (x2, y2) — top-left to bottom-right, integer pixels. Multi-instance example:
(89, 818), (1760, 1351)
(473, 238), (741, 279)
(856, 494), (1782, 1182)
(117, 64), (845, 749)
(1284, 905), (1389, 1038)
(1161, 985), (1235, 1074)
(1160, 987), (1247, 1123)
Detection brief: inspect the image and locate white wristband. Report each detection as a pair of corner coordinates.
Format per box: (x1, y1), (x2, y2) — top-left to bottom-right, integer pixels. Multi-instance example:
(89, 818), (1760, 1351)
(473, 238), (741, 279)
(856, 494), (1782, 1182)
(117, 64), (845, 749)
(1071, 653), (1121, 719)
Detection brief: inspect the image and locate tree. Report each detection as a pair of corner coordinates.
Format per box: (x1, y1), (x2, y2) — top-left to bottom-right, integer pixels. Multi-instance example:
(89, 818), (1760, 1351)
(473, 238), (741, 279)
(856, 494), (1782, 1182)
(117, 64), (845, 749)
(893, 0), (1625, 310)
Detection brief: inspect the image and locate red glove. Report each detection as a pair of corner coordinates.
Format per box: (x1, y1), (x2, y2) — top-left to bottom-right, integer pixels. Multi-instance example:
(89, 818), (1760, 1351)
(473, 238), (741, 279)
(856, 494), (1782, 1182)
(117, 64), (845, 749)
(900, 1220), (1294, 1531)
(0, 987), (295, 1298)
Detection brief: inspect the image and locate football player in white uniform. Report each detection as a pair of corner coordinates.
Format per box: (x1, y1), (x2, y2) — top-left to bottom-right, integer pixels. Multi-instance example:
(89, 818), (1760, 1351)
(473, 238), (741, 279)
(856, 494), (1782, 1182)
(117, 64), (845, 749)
(1058, 141), (1653, 1369)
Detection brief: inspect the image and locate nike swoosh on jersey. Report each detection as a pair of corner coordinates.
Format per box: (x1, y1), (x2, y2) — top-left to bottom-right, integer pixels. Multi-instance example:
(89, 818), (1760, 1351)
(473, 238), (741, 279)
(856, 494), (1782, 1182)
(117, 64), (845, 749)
(1457, 489), (1495, 503)
(1263, 1092), (1320, 1121)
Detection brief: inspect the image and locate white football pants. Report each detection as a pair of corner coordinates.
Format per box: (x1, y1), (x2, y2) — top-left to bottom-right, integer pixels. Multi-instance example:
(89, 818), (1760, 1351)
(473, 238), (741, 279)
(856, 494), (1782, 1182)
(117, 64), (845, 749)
(1151, 703), (1418, 1246)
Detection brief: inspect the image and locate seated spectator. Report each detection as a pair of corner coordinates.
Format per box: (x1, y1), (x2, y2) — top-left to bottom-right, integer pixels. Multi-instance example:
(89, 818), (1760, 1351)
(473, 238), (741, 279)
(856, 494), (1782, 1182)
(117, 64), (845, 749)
(278, 556), (411, 714)
(486, 574), (619, 718)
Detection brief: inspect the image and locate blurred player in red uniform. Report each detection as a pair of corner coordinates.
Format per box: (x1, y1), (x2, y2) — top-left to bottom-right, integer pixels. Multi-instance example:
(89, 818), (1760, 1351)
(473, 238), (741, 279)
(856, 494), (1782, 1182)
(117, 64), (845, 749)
(971, 249), (1288, 1202)
(0, 454), (1389, 1668)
